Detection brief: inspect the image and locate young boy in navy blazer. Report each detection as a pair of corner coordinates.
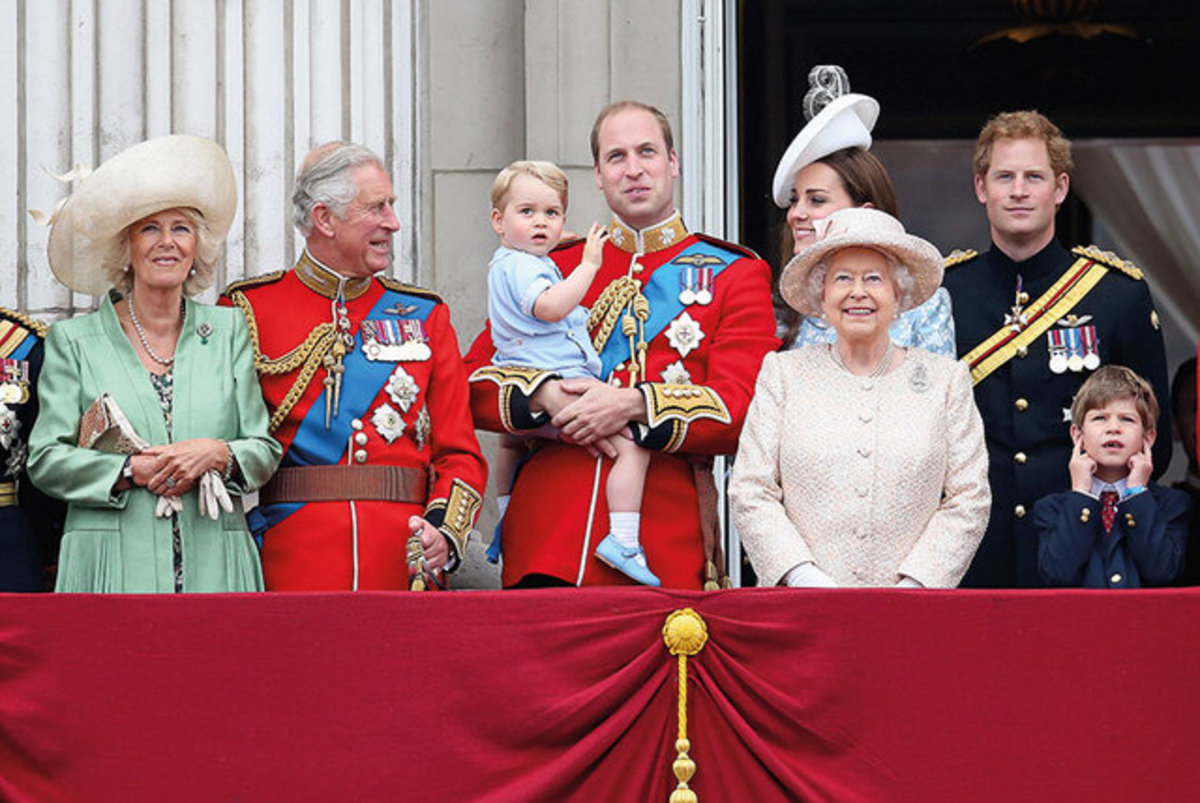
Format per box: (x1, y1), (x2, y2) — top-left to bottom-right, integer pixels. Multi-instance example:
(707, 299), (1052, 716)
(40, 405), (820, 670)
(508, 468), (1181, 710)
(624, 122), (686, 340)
(1035, 365), (1191, 588)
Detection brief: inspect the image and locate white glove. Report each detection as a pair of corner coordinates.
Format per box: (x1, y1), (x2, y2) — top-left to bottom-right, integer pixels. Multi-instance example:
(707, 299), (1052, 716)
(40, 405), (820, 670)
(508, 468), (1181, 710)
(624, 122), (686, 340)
(155, 494), (183, 518)
(197, 470), (234, 520)
(783, 562), (838, 588)
(895, 575), (924, 589)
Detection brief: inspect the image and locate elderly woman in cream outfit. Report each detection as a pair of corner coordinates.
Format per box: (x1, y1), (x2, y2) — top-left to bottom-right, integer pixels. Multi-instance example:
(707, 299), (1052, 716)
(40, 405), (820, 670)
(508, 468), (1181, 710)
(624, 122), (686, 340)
(730, 208), (989, 588)
(28, 135), (281, 593)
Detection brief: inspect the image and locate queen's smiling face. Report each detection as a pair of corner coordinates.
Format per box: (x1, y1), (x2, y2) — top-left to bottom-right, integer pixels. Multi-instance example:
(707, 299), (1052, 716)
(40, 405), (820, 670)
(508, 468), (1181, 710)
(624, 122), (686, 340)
(821, 246), (899, 346)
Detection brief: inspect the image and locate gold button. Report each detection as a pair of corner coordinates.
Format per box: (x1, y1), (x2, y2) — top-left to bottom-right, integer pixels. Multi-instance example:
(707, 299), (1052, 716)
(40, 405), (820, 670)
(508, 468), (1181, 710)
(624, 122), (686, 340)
(1110, 573), (1123, 584)
(354, 449), (367, 463)
(1014, 398), (1029, 412)
(354, 432), (368, 446)
(351, 418), (364, 431)
(1016, 346), (1028, 359)
(1080, 509), (1090, 522)
(1014, 452), (1027, 465)
(1014, 504), (1027, 519)
(1018, 291), (1030, 304)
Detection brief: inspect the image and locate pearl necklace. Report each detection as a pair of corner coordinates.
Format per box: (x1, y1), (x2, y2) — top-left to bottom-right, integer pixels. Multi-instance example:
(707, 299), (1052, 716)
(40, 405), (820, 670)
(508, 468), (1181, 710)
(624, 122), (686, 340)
(830, 339), (894, 378)
(127, 293), (180, 367)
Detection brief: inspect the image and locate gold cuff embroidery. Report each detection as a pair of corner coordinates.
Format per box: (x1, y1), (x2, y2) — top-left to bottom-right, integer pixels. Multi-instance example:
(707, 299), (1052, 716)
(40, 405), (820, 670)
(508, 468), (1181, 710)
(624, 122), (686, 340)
(642, 384), (731, 452)
(430, 478), (483, 556)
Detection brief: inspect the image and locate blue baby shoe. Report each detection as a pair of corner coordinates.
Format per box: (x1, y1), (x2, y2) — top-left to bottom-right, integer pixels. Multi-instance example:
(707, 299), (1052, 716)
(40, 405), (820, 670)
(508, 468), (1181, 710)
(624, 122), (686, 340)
(594, 534), (661, 587)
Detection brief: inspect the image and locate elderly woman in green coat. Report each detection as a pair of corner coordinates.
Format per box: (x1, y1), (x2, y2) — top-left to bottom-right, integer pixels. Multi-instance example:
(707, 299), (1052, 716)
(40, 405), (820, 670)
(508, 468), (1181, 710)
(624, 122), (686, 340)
(28, 135), (281, 593)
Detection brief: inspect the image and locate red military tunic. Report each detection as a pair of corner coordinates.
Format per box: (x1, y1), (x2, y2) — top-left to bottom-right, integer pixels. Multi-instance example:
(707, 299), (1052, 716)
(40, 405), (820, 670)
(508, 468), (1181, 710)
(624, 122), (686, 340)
(465, 213), (779, 588)
(222, 252), (486, 590)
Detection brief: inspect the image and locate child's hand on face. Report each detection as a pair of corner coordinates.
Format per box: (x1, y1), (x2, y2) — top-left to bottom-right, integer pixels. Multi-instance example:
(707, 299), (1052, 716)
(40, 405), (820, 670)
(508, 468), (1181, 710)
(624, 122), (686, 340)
(1069, 430), (1097, 494)
(581, 223), (608, 271)
(1127, 440), (1153, 487)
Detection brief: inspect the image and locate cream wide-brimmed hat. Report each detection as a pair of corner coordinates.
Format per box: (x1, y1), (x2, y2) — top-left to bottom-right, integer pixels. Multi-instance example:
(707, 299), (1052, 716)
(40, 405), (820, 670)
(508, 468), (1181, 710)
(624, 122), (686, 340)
(779, 207), (944, 318)
(47, 134), (237, 296)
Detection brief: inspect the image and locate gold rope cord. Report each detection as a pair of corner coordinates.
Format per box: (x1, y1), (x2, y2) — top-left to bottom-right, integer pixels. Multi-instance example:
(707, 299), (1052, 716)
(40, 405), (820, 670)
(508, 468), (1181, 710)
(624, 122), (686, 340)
(662, 608), (709, 802)
(588, 275), (639, 355)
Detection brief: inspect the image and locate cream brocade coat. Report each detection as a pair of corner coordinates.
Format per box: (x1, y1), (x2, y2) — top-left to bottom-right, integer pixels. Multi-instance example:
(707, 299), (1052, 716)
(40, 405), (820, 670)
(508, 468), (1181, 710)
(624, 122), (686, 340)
(730, 345), (990, 588)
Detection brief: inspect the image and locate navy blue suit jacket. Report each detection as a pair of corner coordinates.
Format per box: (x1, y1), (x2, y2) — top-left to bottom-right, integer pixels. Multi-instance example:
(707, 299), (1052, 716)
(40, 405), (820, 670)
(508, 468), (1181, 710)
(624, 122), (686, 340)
(1034, 484), (1191, 588)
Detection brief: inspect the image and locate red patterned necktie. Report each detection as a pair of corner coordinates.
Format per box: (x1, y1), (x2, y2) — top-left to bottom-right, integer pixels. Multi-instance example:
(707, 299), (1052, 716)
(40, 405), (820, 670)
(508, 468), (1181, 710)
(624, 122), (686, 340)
(1100, 490), (1119, 534)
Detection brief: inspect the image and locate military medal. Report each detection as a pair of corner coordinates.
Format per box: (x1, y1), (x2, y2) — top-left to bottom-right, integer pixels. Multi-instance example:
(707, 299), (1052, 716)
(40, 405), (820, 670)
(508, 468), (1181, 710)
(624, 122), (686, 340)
(1046, 330), (1069, 374)
(362, 319), (432, 362)
(1064, 328), (1085, 373)
(1004, 276), (1028, 333)
(370, 402), (405, 444)
(665, 311), (704, 358)
(0, 405), (18, 449)
(0, 359), (31, 405)
(1080, 325), (1100, 370)
(660, 360), (692, 385)
(677, 266), (714, 306)
(385, 365), (420, 412)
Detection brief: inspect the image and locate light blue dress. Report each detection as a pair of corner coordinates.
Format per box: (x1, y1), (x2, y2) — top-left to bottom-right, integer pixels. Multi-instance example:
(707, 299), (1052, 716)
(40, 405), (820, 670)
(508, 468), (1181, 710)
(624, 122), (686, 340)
(789, 287), (956, 356)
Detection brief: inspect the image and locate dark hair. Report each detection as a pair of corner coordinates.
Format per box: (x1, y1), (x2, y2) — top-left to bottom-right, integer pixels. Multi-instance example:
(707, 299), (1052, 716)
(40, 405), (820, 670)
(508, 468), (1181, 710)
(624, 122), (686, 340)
(776, 147), (899, 347)
(589, 101), (674, 165)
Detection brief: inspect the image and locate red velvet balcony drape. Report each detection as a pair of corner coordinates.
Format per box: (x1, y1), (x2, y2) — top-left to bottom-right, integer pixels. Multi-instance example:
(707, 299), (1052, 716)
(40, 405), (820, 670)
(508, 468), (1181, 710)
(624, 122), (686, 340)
(2, 588), (1198, 801)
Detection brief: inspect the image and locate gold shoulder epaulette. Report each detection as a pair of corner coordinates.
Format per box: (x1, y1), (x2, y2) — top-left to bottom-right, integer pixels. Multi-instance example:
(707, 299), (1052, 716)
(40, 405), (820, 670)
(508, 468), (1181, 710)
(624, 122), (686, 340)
(0, 307), (47, 338)
(378, 276), (443, 303)
(224, 270), (286, 295)
(944, 249), (978, 269)
(1072, 245), (1143, 280)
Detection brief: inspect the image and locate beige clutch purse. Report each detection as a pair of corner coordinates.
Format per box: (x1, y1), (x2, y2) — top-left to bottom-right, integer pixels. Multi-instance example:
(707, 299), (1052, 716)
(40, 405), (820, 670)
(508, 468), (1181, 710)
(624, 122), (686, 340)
(78, 393), (150, 454)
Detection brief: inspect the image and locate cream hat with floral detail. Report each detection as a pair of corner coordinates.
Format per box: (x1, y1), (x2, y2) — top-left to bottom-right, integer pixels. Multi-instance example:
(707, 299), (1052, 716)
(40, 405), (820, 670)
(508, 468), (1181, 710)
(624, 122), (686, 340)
(47, 134), (237, 296)
(779, 207), (943, 317)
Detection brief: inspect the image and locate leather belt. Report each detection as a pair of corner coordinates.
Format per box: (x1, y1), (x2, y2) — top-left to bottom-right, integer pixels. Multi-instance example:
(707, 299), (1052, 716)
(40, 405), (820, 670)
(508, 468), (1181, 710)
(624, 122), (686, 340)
(259, 465), (428, 505)
(0, 481), (16, 508)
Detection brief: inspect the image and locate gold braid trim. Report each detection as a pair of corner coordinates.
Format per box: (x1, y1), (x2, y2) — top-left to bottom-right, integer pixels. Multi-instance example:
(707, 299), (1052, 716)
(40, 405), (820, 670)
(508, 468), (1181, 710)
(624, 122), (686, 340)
(229, 289), (340, 432)
(0, 308), (47, 338)
(468, 365), (555, 395)
(588, 275), (640, 355)
(1072, 244), (1143, 280)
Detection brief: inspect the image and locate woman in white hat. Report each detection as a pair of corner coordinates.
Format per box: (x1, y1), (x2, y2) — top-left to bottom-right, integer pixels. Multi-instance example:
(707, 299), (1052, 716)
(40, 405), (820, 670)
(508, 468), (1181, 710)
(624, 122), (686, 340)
(729, 207), (990, 588)
(772, 66), (955, 357)
(28, 134), (281, 593)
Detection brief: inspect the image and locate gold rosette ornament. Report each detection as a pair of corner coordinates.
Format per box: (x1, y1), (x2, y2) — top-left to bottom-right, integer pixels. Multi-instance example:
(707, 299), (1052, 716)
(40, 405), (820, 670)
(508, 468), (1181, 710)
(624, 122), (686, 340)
(662, 608), (709, 802)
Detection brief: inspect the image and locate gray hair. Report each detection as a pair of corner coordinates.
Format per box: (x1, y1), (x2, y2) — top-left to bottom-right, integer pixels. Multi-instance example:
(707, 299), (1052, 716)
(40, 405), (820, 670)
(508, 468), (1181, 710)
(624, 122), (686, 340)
(104, 207), (221, 298)
(292, 142), (386, 235)
(806, 249), (915, 317)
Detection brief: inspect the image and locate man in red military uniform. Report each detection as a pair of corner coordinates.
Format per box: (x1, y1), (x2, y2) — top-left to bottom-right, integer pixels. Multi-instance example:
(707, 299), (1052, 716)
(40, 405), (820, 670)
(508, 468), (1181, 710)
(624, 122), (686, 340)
(222, 142), (486, 590)
(465, 101), (779, 588)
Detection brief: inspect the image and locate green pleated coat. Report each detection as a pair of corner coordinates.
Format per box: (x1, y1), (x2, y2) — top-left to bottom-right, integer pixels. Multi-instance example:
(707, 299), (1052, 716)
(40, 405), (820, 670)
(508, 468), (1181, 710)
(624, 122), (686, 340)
(28, 293), (282, 592)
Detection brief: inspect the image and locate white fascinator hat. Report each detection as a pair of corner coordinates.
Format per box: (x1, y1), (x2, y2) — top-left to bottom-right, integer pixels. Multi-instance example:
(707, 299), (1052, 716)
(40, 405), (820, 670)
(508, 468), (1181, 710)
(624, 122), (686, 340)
(771, 65), (880, 208)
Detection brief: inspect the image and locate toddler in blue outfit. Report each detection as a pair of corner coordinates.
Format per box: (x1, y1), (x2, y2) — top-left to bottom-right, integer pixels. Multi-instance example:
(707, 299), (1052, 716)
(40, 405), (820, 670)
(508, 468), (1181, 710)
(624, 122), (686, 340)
(486, 161), (657, 585)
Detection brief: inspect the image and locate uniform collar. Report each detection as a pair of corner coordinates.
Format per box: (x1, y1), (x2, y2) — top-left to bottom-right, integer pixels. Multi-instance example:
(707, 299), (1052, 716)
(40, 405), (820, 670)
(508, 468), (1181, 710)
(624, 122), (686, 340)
(607, 211), (688, 254)
(986, 238), (1072, 283)
(294, 249), (374, 301)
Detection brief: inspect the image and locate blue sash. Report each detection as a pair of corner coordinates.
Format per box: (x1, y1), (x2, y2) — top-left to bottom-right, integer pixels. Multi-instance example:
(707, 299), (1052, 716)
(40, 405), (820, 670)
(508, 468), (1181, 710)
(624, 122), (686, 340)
(288, 289), (436, 466)
(597, 240), (734, 378)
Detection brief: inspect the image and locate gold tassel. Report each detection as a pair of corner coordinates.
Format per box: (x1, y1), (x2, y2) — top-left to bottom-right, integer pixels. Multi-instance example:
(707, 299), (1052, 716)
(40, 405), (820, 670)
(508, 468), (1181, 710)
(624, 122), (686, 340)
(662, 608), (709, 802)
